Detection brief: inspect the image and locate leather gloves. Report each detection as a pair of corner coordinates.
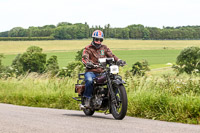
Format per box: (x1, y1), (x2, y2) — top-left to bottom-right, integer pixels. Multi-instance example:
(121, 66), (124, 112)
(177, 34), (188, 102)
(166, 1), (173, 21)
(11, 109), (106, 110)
(86, 62), (98, 69)
(116, 59), (126, 66)
(86, 62), (94, 69)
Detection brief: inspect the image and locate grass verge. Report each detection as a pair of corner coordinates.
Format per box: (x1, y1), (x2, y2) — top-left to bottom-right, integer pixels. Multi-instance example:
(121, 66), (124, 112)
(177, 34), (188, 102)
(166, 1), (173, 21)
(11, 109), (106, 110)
(0, 73), (199, 124)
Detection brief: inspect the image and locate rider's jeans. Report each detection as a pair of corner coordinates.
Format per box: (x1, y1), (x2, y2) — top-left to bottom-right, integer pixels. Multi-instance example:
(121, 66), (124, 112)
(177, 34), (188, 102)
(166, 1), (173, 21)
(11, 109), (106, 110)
(83, 72), (99, 98)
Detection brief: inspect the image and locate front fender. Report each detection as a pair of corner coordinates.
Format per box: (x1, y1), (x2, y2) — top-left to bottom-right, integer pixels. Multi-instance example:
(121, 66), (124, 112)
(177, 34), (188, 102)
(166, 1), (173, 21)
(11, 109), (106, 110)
(112, 79), (126, 85)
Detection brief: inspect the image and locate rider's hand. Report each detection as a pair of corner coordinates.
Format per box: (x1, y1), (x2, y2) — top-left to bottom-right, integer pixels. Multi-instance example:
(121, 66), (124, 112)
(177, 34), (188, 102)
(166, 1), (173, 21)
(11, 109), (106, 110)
(86, 62), (98, 69)
(86, 62), (94, 69)
(116, 59), (126, 66)
(93, 65), (99, 68)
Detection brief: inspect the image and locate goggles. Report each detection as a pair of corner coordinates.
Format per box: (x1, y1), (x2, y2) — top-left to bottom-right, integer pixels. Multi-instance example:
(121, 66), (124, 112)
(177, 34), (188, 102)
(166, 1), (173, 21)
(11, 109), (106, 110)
(94, 38), (103, 42)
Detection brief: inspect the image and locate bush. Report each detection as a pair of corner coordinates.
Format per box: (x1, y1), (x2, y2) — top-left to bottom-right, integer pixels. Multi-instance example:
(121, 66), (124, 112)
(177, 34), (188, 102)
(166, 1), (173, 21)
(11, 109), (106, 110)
(75, 48), (84, 61)
(19, 46), (47, 73)
(0, 54), (4, 72)
(0, 66), (17, 78)
(0, 54), (4, 77)
(46, 55), (59, 76)
(58, 61), (84, 77)
(130, 60), (150, 76)
(0, 55), (17, 78)
(11, 54), (24, 75)
(174, 47), (200, 75)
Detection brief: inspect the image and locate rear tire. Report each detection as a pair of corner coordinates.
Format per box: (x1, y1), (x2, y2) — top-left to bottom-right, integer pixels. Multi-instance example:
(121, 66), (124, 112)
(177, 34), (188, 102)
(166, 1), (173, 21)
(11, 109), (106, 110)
(83, 108), (95, 116)
(111, 84), (128, 120)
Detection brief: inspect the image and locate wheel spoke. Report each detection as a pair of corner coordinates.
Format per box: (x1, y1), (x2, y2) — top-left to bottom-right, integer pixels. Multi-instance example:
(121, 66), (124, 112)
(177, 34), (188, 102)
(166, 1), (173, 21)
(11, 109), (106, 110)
(111, 85), (127, 120)
(112, 86), (123, 114)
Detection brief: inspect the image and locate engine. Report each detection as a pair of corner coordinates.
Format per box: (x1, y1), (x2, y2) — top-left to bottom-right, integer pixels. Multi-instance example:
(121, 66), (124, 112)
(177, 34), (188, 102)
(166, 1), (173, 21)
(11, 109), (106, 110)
(92, 86), (108, 109)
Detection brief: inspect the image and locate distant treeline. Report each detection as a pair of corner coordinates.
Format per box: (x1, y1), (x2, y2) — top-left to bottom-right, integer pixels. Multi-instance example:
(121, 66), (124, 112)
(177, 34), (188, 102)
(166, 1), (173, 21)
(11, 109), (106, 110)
(1, 22), (200, 40)
(0, 37), (54, 41)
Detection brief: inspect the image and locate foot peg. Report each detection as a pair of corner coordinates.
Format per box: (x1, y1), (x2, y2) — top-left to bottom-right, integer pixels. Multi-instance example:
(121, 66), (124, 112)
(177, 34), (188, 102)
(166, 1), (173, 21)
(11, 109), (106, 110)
(79, 104), (85, 110)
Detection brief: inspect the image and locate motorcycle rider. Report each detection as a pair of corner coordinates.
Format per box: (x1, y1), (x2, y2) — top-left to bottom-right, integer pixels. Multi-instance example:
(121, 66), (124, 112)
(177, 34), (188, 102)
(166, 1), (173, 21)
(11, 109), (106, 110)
(82, 30), (126, 108)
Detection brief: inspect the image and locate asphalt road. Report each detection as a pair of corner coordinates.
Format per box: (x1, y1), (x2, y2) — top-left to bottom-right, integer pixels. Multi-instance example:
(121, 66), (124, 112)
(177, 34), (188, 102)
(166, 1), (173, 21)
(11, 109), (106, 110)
(0, 103), (199, 133)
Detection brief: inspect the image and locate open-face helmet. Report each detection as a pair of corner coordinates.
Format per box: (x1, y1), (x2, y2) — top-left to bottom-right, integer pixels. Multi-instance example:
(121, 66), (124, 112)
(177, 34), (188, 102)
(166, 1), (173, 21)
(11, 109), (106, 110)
(92, 30), (104, 39)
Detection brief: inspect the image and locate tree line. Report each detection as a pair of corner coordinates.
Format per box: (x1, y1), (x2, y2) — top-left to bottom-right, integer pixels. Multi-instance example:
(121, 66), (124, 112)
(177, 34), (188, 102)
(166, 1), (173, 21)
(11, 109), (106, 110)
(1, 22), (200, 40)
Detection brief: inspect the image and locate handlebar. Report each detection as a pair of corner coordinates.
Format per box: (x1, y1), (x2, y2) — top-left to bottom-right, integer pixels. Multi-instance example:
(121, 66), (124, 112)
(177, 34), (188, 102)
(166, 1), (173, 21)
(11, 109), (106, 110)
(96, 63), (127, 68)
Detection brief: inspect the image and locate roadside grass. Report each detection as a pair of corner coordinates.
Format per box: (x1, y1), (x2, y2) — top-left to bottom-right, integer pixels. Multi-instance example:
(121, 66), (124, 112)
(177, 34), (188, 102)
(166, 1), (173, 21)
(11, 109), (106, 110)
(0, 73), (199, 124)
(0, 73), (79, 110)
(125, 74), (200, 124)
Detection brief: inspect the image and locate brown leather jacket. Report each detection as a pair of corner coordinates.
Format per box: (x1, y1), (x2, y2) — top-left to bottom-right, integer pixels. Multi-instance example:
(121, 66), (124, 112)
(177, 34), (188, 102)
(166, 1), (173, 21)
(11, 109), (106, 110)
(82, 43), (119, 73)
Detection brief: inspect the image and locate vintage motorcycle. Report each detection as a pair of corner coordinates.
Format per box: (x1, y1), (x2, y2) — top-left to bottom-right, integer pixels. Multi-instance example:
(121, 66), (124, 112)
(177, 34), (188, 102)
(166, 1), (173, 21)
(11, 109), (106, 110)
(73, 58), (127, 120)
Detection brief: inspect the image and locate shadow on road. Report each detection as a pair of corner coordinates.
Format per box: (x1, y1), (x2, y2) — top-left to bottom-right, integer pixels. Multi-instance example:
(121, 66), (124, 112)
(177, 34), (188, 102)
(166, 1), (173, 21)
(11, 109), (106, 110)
(63, 113), (114, 120)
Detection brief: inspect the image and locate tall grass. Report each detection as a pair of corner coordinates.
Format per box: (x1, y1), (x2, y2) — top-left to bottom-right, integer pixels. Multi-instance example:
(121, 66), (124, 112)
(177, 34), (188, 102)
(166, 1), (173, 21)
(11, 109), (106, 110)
(0, 73), (79, 110)
(125, 74), (200, 124)
(0, 73), (199, 124)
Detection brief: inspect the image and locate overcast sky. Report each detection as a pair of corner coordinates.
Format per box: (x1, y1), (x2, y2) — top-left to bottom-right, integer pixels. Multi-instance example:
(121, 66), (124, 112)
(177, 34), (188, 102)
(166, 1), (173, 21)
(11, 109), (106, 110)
(0, 0), (200, 32)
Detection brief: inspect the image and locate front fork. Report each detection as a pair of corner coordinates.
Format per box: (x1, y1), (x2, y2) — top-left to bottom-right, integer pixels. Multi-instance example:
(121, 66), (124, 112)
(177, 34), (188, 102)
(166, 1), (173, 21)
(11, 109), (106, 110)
(106, 74), (117, 105)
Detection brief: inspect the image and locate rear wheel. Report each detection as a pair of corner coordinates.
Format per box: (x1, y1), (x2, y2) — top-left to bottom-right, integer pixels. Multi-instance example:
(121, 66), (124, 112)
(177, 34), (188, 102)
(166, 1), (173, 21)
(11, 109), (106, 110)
(111, 84), (128, 120)
(82, 97), (95, 116)
(83, 108), (95, 116)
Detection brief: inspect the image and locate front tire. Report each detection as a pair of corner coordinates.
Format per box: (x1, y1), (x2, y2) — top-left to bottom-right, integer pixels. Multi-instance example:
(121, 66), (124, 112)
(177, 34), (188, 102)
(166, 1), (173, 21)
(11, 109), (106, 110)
(83, 108), (95, 116)
(111, 84), (128, 120)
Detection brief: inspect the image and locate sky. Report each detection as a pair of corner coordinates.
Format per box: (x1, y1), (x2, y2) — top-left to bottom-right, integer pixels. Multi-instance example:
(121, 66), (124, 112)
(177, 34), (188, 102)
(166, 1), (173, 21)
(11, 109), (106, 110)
(0, 0), (200, 32)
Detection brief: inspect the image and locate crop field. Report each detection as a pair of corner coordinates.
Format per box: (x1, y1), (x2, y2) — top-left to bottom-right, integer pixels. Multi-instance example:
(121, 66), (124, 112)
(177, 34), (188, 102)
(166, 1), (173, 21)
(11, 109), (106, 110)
(1, 40), (200, 69)
(0, 40), (200, 54)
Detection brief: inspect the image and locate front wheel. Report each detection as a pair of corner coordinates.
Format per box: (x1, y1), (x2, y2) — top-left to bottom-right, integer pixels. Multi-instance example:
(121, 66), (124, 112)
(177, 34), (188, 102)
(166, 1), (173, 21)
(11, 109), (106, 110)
(111, 84), (128, 120)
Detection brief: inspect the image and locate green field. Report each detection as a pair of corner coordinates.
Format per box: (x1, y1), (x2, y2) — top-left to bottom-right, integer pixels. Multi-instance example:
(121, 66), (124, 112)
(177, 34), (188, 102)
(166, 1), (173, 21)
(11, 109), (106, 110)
(1, 40), (198, 69)
(2, 49), (180, 69)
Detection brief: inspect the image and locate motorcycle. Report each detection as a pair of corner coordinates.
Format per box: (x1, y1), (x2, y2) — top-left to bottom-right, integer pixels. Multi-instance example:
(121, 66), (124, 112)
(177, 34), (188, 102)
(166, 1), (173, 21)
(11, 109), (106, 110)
(73, 58), (127, 120)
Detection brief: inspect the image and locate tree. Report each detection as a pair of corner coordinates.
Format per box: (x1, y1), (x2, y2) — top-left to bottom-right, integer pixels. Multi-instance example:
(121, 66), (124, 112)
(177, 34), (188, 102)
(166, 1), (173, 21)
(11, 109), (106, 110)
(0, 31), (9, 37)
(46, 55), (59, 76)
(130, 60), (150, 76)
(127, 24), (145, 39)
(104, 24), (111, 38)
(143, 28), (150, 40)
(3, 22), (200, 40)
(174, 47), (200, 74)
(19, 46), (46, 73)
(57, 22), (72, 27)
(8, 27), (27, 37)
(147, 27), (161, 39)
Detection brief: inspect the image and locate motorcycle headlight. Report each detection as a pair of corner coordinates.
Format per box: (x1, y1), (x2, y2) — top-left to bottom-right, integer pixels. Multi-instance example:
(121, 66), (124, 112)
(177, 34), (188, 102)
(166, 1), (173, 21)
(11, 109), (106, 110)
(110, 65), (119, 74)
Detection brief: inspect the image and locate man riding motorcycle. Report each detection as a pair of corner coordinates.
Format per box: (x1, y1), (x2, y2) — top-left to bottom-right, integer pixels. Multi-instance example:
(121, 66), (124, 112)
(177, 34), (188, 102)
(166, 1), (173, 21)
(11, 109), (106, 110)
(82, 30), (126, 108)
